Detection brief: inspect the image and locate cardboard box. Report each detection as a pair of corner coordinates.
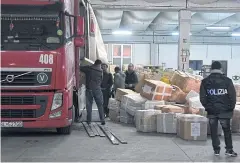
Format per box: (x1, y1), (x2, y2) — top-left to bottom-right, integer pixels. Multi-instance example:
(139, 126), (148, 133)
(168, 85), (187, 104)
(140, 80), (172, 101)
(115, 88), (137, 101)
(177, 114), (208, 141)
(157, 113), (182, 134)
(108, 98), (121, 122)
(121, 94), (147, 116)
(154, 105), (185, 114)
(120, 109), (134, 124)
(170, 70), (201, 93)
(135, 110), (162, 132)
(142, 100), (165, 110)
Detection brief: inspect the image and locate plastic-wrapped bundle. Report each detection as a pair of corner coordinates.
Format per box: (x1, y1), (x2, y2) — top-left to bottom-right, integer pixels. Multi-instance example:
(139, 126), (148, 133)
(234, 83), (240, 97)
(188, 96), (205, 115)
(142, 100), (165, 110)
(135, 110), (162, 132)
(115, 88), (137, 101)
(157, 113), (182, 134)
(177, 114), (208, 141)
(120, 109), (134, 124)
(108, 98), (121, 122)
(121, 94), (147, 116)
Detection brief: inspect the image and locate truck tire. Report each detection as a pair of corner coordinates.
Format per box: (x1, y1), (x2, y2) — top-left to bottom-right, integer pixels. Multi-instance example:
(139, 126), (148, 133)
(56, 105), (75, 135)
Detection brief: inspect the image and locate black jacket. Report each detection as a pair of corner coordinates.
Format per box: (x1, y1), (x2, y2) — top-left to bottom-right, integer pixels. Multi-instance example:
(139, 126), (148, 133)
(80, 65), (103, 90)
(101, 71), (113, 90)
(125, 70), (138, 89)
(200, 70), (236, 118)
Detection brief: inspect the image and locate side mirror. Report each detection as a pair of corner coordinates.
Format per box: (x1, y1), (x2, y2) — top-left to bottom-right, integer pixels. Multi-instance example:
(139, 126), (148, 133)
(76, 16), (84, 36)
(74, 37), (84, 47)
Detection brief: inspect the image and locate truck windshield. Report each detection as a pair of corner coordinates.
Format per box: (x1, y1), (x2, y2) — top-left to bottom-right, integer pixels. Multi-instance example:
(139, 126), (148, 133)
(1, 3), (64, 51)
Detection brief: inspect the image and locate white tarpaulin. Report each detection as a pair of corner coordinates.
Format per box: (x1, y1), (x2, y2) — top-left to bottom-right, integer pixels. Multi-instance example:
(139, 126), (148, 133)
(89, 5), (108, 64)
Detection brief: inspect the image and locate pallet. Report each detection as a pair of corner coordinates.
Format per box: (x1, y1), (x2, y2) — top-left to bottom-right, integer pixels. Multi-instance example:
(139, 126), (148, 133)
(98, 124), (119, 145)
(109, 130), (127, 144)
(82, 122), (95, 137)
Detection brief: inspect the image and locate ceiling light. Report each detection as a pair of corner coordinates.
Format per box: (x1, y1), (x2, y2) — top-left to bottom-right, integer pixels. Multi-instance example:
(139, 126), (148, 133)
(171, 32), (192, 36)
(112, 30), (132, 35)
(231, 33), (240, 37)
(206, 26), (230, 30)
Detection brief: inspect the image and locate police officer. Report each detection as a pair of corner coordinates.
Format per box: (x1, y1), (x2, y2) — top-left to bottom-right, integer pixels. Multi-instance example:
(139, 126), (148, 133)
(200, 61), (237, 157)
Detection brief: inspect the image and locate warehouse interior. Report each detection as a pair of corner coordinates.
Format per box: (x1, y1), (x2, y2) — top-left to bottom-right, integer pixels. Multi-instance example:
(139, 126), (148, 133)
(93, 0), (240, 79)
(2, 0), (240, 162)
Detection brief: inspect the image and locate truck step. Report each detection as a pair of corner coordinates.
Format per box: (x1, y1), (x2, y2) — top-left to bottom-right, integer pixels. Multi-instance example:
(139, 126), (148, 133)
(82, 122), (95, 137)
(98, 124), (119, 145)
(92, 123), (105, 137)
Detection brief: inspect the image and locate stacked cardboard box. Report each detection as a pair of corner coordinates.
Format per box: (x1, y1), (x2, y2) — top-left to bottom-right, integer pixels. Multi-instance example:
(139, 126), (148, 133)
(157, 113), (182, 134)
(108, 98), (121, 122)
(135, 110), (162, 132)
(154, 105), (185, 114)
(177, 114), (208, 141)
(142, 100), (165, 110)
(115, 88), (137, 101)
(121, 94), (147, 116)
(141, 80), (172, 101)
(170, 70), (201, 93)
(168, 85), (187, 104)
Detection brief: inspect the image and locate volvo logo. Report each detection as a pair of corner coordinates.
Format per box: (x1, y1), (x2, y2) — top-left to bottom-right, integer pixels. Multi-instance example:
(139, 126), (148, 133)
(6, 75), (15, 83)
(37, 73), (48, 84)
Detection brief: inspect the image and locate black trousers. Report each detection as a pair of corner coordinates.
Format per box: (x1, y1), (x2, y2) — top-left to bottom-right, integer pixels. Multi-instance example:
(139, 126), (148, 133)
(101, 89), (110, 116)
(209, 117), (233, 151)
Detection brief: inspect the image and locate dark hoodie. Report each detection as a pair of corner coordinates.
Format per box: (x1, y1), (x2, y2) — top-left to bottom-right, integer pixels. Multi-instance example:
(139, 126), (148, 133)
(80, 64), (103, 90)
(200, 69), (236, 118)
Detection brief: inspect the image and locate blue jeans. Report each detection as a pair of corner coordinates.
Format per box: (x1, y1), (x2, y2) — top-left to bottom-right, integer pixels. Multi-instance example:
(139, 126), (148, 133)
(86, 88), (105, 123)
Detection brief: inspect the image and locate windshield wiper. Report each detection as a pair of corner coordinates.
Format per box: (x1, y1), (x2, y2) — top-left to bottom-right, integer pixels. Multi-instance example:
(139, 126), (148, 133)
(14, 36), (51, 50)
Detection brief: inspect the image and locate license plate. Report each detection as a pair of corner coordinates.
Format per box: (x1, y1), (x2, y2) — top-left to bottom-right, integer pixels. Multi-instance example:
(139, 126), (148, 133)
(1, 121), (23, 128)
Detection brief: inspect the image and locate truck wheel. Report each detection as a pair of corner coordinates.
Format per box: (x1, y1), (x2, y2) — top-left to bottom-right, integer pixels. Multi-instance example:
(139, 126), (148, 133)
(56, 105), (75, 135)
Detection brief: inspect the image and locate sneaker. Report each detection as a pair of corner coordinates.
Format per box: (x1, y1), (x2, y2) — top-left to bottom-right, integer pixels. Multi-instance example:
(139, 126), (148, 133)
(225, 150), (237, 157)
(214, 150), (220, 156)
(101, 121), (106, 125)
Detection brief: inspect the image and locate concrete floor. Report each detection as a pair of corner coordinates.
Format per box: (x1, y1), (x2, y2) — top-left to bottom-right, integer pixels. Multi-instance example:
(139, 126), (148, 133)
(2, 118), (240, 162)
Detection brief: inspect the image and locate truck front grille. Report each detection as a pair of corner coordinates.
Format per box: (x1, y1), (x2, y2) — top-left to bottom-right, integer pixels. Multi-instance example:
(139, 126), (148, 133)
(1, 71), (51, 87)
(1, 71), (36, 86)
(1, 96), (36, 105)
(1, 109), (36, 118)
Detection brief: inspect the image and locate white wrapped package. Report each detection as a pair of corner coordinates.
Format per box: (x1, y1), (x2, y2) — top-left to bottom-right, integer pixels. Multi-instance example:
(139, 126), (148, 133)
(121, 94), (147, 116)
(189, 96), (204, 109)
(108, 98), (121, 122)
(157, 113), (182, 134)
(120, 109), (134, 124)
(142, 100), (165, 110)
(135, 110), (162, 132)
(186, 90), (199, 102)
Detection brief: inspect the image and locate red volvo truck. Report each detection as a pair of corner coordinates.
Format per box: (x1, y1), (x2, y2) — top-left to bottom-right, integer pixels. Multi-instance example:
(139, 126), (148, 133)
(1, 0), (107, 134)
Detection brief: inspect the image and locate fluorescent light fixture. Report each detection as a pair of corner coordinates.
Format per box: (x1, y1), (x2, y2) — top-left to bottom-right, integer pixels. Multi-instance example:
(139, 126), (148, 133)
(171, 32), (192, 36)
(112, 30), (132, 35)
(231, 33), (240, 37)
(206, 26), (230, 30)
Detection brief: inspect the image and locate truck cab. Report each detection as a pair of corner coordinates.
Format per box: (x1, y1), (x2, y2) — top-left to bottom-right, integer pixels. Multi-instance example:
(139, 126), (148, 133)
(0, 0), (108, 134)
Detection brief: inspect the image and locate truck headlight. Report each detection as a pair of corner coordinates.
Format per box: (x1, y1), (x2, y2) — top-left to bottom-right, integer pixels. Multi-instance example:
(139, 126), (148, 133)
(51, 93), (63, 110)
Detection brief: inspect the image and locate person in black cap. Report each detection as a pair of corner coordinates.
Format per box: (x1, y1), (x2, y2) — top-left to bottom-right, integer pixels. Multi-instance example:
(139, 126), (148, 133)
(80, 59), (105, 125)
(101, 63), (113, 118)
(200, 61), (237, 157)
